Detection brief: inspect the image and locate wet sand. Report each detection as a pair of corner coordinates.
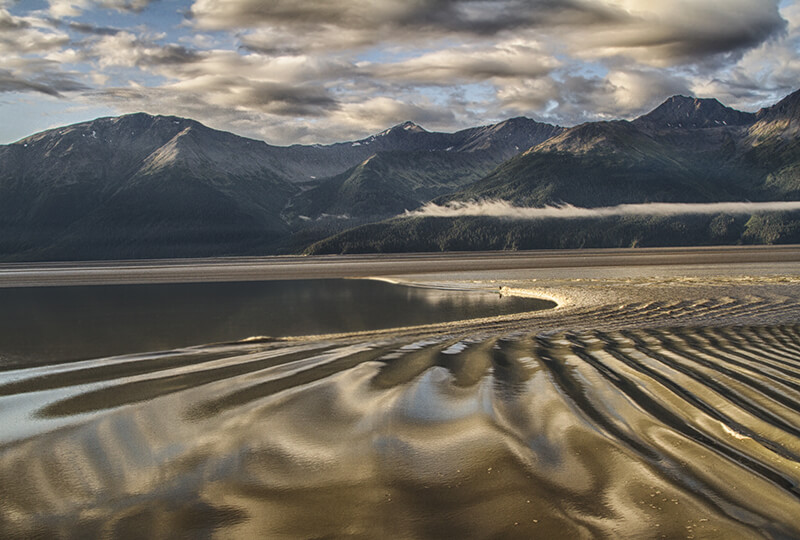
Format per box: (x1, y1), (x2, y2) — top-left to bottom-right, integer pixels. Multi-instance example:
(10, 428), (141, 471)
(1, 248), (800, 539)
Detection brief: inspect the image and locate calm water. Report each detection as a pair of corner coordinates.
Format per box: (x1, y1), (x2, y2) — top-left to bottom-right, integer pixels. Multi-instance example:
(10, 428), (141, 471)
(0, 279), (552, 367)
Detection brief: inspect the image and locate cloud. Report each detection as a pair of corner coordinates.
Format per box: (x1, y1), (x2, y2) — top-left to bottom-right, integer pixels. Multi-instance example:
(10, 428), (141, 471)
(47, 0), (154, 18)
(166, 76), (339, 116)
(0, 10), (69, 54)
(0, 9), (88, 97)
(572, 0), (786, 67)
(0, 66), (88, 96)
(330, 96), (457, 132)
(690, 2), (800, 110)
(47, 0), (88, 18)
(66, 21), (120, 36)
(188, 0), (623, 36)
(0, 9), (29, 30)
(0, 71), (62, 96)
(91, 32), (201, 68)
(405, 200), (800, 219)
(369, 40), (560, 84)
(96, 0), (153, 11)
(496, 68), (692, 124)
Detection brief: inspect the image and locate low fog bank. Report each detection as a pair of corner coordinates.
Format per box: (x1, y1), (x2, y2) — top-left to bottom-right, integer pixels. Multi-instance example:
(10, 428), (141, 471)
(404, 200), (800, 219)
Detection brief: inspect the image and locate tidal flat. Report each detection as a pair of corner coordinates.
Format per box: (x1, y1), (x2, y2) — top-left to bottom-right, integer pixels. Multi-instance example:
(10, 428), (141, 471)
(1, 248), (800, 539)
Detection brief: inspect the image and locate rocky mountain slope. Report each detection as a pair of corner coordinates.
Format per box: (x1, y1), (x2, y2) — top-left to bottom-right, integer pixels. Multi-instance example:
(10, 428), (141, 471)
(632, 95), (756, 131)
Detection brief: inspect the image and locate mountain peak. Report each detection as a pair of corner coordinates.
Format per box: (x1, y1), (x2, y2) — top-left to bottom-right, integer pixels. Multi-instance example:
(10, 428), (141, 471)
(750, 88), (800, 140)
(378, 121), (427, 136)
(15, 112), (202, 146)
(533, 120), (644, 155)
(664, 94), (698, 105)
(756, 87), (800, 120)
(398, 120), (425, 131)
(634, 95), (755, 130)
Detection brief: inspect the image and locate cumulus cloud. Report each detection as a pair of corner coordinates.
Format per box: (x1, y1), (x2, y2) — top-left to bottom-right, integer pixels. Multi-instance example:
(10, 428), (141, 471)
(405, 200), (800, 219)
(47, 0), (87, 18)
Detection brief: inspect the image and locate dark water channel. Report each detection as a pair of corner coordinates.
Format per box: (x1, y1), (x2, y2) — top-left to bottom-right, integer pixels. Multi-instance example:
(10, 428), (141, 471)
(0, 279), (553, 366)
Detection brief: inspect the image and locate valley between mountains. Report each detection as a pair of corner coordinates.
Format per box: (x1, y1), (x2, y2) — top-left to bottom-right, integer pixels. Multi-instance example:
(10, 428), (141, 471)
(2, 88), (800, 261)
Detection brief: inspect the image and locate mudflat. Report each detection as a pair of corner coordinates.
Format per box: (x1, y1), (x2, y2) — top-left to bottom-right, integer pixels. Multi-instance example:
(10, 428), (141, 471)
(2, 245), (800, 287)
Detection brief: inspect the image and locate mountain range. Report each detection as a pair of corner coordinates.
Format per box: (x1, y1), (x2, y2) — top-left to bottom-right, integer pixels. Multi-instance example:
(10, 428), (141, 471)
(1, 88), (799, 260)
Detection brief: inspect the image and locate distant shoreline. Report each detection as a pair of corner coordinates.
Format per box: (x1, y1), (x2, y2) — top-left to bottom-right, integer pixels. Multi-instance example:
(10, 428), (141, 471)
(1, 245), (799, 288)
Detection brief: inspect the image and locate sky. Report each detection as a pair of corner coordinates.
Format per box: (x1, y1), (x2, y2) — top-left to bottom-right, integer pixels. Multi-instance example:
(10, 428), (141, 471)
(1, 0), (799, 145)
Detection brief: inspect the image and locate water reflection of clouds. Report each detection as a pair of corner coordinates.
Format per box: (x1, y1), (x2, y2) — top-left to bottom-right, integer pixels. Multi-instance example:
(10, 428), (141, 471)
(394, 366), (494, 424)
(409, 286), (504, 308)
(0, 280), (551, 365)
